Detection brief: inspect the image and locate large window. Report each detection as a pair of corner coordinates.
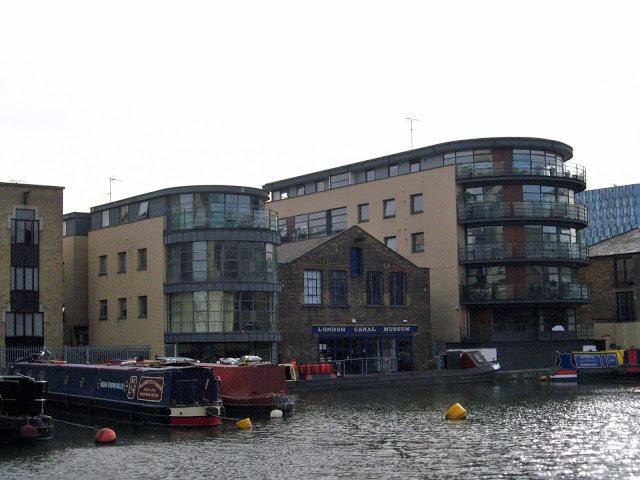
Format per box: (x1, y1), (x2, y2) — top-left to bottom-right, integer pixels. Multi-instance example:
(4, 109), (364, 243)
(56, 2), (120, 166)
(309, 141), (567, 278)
(617, 291), (635, 322)
(389, 164), (399, 177)
(366, 271), (383, 306)
(466, 226), (503, 245)
(512, 149), (564, 175)
(385, 236), (397, 251)
(138, 248), (148, 271)
(11, 209), (38, 244)
(330, 173), (350, 189)
(464, 186), (503, 204)
(118, 298), (127, 319)
(329, 271), (348, 306)
(304, 270), (322, 305)
(99, 255), (107, 275)
(10, 267), (39, 291)
(118, 251), (127, 273)
(101, 210), (109, 227)
(389, 272), (406, 306)
(383, 199), (396, 218)
(615, 257), (634, 284)
(138, 296), (148, 318)
(524, 225), (577, 244)
(523, 185), (574, 204)
(99, 300), (108, 320)
(330, 207), (347, 233)
(5, 312), (44, 338)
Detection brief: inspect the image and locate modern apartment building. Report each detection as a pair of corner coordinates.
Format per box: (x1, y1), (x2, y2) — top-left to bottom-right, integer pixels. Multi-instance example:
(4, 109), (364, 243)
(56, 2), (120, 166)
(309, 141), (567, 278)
(1, 182), (64, 350)
(576, 183), (640, 245)
(64, 186), (281, 361)
(264, 137), (594, 369)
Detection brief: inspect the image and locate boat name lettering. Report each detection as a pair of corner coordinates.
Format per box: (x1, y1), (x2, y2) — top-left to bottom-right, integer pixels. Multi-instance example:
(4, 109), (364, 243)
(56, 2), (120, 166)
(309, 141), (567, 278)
(137, 376), (164, 403)
(98, 380), (126, 390)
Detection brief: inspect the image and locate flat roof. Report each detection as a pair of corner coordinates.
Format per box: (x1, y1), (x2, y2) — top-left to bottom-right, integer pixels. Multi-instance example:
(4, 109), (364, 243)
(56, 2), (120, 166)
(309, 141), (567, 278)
(263, 136), (573, 190)
(0, 181), (64, 190)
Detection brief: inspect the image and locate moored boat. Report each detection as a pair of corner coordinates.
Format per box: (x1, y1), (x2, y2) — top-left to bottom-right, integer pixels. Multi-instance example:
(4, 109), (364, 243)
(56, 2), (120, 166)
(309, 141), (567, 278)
(12, 354), (223, 427)
(550, 349), (640, 382)
(0, 374), (53, 442)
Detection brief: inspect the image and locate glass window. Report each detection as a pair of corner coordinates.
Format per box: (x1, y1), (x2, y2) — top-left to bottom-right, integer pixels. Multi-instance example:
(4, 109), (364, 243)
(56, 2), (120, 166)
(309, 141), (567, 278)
(616, 257), (634, 284)
(193, 241), (208, 281)
(329, 271), (348, 306)
(278, 218), (289, 240)
(617, 291), (635, 322)
(316, 180), (326, 192)
(101, 210), (109, 227)
(383, 199), (396, 218)
(350, 248), (363, 276)
(389, 164), (399, 177)
(410, 161), (420, 173)
(11, 209), (39, 245)
(385, 236), (397, 251)
(138, 201), (149, 219)
(410, 194), (424, 214)
(330, 173), (350, 189)
(309, 211), (327, 237)
(412, 232), (425, 253)
(10, 266), (38, 291)
(120, 205), (129, 223)
(330, 207), (347, 233)
(118, 298), (127, 319)
(99, 300), (108, 320)
(389, 272), (406, 306)
(5, 312), (15, 337)
(366, 271), (384, 306)
(304, 270), (322, 305)
(62, 220), (67, 237)
(138, 248), (147, 271)
(358, 203), (369, 223)
(366, 170), (376, 182)
(296, 185), (305, 196)
(272, 191), (281, 201)
(118, 251), (127, 273)
(138, 296), (148, 318)
(99, 255), (107, 275)
(280, 190), (289, 200)
(294, 214), (309, 240)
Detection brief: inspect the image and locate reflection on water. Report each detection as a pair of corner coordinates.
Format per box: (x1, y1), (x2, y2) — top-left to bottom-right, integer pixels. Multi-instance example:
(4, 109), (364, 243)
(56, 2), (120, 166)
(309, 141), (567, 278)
(2, 382), (640, 479)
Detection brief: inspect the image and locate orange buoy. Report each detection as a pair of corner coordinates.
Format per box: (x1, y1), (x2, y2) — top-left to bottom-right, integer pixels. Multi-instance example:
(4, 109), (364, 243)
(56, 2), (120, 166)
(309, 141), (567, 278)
(95, 427), (117, 444)
(20, 424), (39, 440)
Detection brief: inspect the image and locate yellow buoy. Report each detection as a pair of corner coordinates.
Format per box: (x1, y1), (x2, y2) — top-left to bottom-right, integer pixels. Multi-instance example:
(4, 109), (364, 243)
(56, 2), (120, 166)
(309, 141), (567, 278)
(445, 403), (467, 420)
(236, 418), (252, 430)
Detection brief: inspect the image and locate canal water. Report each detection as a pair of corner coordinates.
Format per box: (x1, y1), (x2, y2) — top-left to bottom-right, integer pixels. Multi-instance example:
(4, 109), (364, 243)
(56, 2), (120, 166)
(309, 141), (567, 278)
(2, 381), (640, 479)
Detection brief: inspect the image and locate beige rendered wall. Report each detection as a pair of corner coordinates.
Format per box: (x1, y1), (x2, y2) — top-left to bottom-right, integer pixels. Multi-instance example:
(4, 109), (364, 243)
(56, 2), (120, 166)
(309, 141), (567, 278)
(595, 323), (640, 349)
(88, 216), (166, 357)
(62, 235), (88, 344)
(269, 166), (462, 342)
(0, 184), (64, 349)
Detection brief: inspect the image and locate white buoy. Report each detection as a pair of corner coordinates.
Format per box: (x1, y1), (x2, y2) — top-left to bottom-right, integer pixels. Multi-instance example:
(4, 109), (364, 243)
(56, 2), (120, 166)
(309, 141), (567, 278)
(270, 409), (283, 418)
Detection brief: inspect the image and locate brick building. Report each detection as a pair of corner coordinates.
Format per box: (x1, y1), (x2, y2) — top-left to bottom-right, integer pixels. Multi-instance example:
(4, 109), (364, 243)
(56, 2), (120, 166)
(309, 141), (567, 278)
(581, 228), (640, 348)
(277, 225), (431, 370)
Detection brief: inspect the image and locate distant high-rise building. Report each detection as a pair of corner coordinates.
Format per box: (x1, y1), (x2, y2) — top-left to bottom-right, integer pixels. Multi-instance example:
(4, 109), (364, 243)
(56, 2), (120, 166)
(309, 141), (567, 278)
(577, 184), (640, 245)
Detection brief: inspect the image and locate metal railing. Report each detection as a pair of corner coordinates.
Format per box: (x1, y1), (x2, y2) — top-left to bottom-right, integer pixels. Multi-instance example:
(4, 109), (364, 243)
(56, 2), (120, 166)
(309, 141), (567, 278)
(456, 162), (587, 183)
(459, 242), (589, 263)
(460, 282), (591, 304)
(167, 210), (278, 232)
(0, 345), (150, 374)
(458, 201), (588, 224)
(330, 356), (398, 376)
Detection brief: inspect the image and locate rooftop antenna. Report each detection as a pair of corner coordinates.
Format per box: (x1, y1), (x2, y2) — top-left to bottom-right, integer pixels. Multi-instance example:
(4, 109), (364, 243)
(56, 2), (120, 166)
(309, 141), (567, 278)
(405, 117), (419, 149)
(108, 177), (122, 203)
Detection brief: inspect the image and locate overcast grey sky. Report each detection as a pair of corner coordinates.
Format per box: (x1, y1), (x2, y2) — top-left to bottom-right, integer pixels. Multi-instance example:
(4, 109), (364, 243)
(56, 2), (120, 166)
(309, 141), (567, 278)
(1, 1), (638, 213)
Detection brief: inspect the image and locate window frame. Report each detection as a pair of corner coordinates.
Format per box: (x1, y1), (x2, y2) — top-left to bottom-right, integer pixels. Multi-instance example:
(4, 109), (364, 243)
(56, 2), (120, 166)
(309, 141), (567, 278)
(412, 232), (425, 253)
(616, 291), (635, 322)
(99, 299), (108, 320)
(358, 203), (370, 223)
(138, 248), (148, 271)
(410, 193), (424, 214)
(304, 270), (322, 305)
(99, 255), (108, 276)
(366, 271), (384, 306)
(389, 272), (406, 306)
(615, 256), (634, 284)
(329, 271), (348, 306)
(118, 251), (127, 274)
(384, 236), (397, 251)
(138, 296), (148, 318)
(118, 297), (127, 320)
(383, 198), (396, 219)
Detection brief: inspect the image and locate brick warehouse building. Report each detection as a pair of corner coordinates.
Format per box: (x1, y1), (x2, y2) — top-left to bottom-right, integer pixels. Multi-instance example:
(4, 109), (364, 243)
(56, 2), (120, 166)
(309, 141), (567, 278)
(277, 226), (430, 370)
(265, 137), (596, 369)
(1, 182), (64, 350)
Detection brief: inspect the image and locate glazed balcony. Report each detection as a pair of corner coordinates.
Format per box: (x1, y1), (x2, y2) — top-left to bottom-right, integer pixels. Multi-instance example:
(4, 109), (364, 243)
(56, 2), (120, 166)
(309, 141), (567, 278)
(458, 201), (587, 227)
(456, 162), (587, 191)
(460, 282), (590, 305)
(459, 242), (589, 265)
(167, 209), (279, 232)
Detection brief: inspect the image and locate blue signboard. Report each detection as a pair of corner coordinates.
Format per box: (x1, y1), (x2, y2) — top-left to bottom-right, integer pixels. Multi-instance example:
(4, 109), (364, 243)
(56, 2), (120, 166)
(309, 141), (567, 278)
(312, 325), (417, 336)
(574, 353), (619, 369)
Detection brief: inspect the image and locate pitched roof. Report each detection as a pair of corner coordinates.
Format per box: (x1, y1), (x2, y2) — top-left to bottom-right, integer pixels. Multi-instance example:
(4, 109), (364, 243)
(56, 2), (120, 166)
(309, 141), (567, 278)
(277, 233), (340, 263)
(589, 228), (640, 257)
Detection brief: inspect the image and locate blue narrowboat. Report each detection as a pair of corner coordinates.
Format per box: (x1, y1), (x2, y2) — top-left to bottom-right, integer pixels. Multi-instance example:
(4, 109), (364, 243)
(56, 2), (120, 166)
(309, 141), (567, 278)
(12, 356), (224, 427)
(550, 349), (640, 382)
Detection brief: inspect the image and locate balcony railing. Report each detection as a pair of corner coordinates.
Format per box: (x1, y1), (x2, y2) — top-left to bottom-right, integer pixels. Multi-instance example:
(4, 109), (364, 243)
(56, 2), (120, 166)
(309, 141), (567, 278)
(167, 210), (279, 232)
(456, 162), (586, 183)
(460, 282), (590, 305)
(458, 201), (588, 224)
(459, 242), (589, 263)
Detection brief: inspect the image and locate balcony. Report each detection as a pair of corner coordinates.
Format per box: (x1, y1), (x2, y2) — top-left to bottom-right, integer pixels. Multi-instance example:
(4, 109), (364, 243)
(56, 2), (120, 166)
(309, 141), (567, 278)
(459, 242), (589, 265)
(456, 162), (587, 191)
(167, 209), (279, 232)
(460, 282), (590, 305)
(458, 201), (587, 227)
